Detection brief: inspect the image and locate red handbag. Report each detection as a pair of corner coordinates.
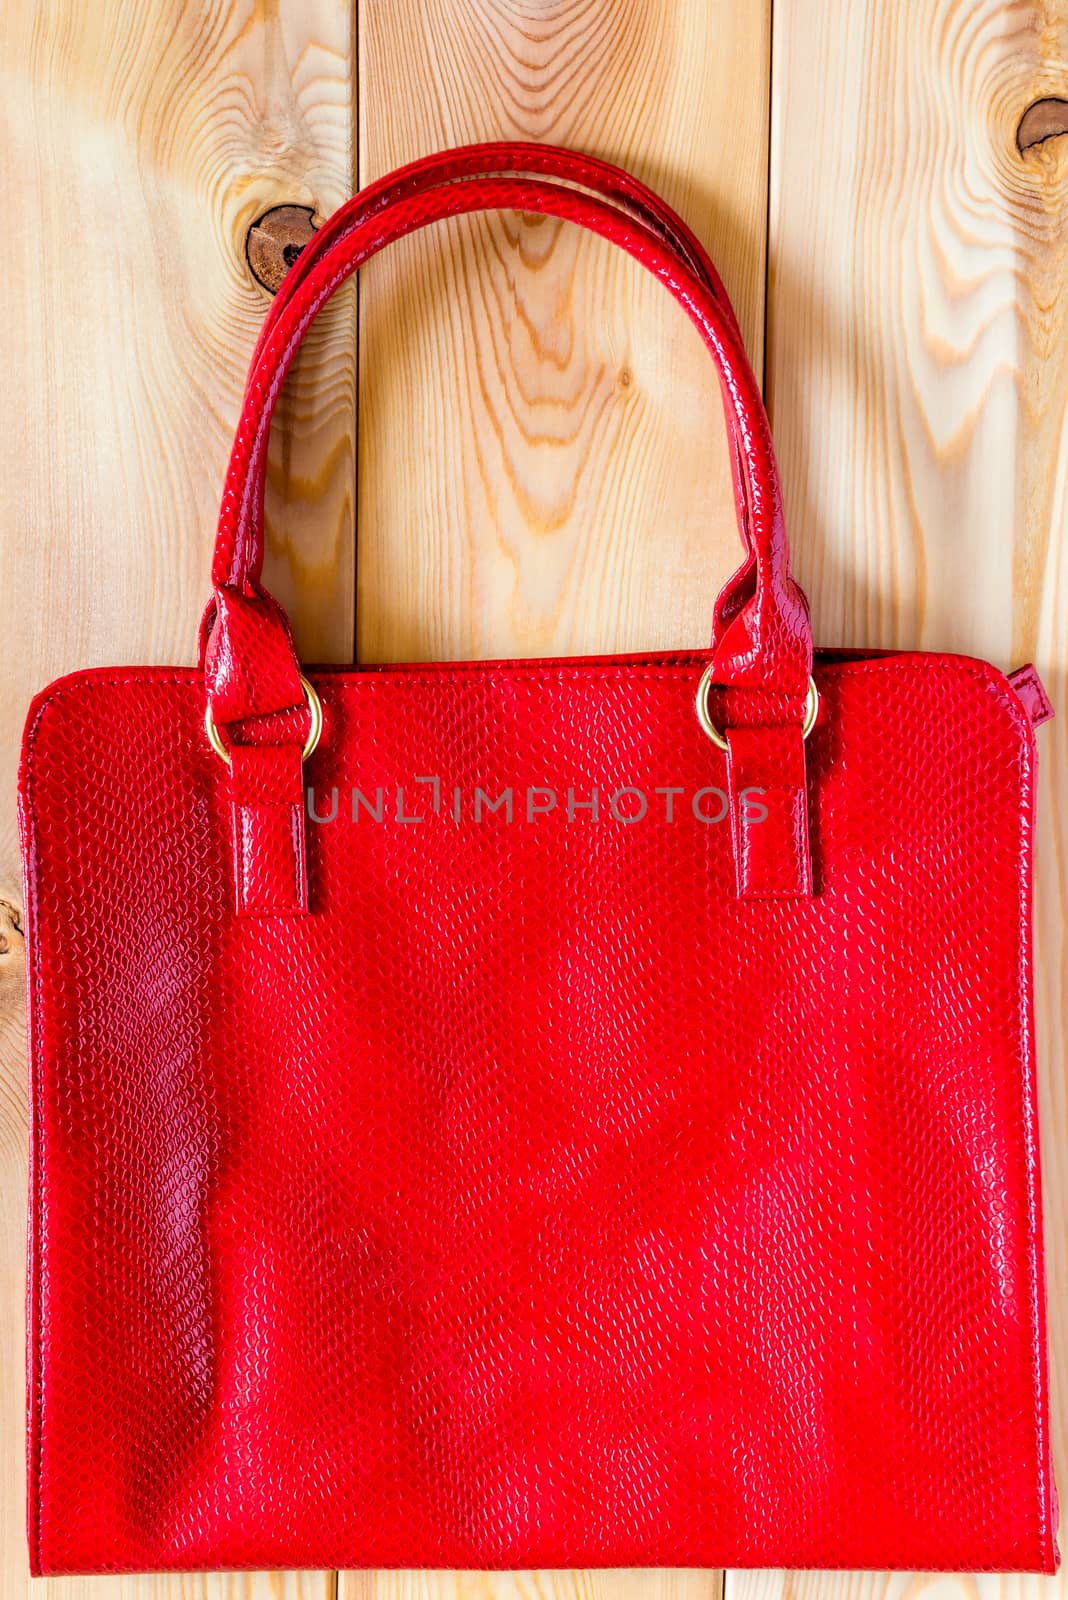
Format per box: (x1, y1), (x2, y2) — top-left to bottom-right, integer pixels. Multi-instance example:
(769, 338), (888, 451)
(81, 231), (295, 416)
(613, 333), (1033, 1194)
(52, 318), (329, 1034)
(19, 143), (1060, 1575)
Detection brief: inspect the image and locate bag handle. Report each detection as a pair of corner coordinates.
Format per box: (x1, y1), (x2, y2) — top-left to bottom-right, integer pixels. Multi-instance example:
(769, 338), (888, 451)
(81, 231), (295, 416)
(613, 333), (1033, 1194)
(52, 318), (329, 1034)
(204, 156), (816, 911)
(242, 144), (761, 625)
(251, 143), (744, 356)
(211, 175), (810, 687)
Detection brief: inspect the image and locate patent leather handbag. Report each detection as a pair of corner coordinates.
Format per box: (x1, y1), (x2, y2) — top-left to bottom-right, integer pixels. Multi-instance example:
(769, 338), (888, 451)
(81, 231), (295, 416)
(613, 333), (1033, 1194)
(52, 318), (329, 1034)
(19, 142), (1061, 1575)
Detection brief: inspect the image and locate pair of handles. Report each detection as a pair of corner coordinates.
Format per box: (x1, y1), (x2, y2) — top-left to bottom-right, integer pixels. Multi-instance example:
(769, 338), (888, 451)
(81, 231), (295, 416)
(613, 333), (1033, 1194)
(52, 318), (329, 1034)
(202, 143), (819, 910)
(205, 142), (814, 739)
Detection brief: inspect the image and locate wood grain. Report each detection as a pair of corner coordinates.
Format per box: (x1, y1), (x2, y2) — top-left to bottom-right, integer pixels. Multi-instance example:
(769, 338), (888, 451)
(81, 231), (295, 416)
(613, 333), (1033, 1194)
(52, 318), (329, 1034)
(354, 0), (771, 666)
(0, 0), (355, 1593)
(343, 1572), (719, 1600)
(764, 0), (1068, 1595)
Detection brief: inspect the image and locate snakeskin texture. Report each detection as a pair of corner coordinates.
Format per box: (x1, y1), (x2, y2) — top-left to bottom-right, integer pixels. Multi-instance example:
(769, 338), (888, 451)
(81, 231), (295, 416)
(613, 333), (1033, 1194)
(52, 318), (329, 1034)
(18, 143), (1060, 1575)
(20, 650), (1059, 1573)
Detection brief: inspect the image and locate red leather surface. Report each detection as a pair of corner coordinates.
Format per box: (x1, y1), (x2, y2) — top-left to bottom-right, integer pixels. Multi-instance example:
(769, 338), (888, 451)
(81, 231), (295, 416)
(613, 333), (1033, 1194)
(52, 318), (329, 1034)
(724, 723), (812, 898)
(228, 745), (309, 915)
(1008, 664), (1055, 728)
(19, 653), (1059, 1572)
(18, 142), (1060, 1573)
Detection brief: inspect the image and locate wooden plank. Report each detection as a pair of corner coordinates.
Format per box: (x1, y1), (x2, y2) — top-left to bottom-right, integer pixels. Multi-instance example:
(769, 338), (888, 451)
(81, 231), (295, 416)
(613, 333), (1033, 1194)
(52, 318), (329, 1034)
(345, 0), (769, 1596)
(761, 0), (1068, 1594)
(355, 0), (771, 666)
(344, 1573), (719, 1600)
(0, 0), (356, 1592)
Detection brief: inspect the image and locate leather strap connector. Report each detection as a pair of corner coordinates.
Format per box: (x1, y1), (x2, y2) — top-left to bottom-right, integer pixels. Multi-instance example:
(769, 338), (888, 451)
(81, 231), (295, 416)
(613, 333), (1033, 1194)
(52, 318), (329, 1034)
(1007, 663), (1054, 728)
(228, 744), (309, 916)
(725, 723), (813, 900)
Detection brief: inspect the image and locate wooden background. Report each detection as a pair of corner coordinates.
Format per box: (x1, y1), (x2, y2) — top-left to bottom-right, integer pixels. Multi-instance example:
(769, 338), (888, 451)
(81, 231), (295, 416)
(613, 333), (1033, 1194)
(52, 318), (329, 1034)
(1, 0), (1066, 1594)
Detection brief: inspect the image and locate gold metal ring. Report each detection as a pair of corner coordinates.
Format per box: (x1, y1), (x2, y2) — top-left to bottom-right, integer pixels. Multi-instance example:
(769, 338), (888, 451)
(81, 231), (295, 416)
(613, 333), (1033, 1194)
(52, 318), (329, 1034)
(205, 673), (323, 766)
(695, 665), (819, 752)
